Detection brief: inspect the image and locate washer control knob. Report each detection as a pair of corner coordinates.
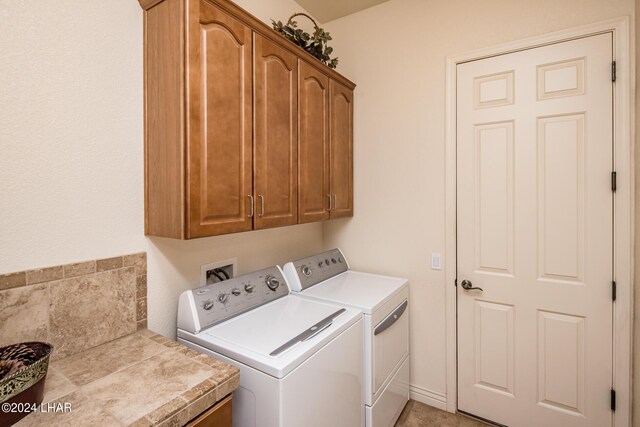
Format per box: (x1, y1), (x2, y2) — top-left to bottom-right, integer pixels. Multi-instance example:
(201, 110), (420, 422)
(203, 301), (213, 310)
(244, 283), (254, 293)
(318, 261), (324, 268)
(231, 288), (241, 296)
(331, 258), (337, 264)
(265, 275), (280, 291)
(338, 257), (343, 263)
(218, 293), (228, 304)
(301, 266), (311, 277)
(325, 259), (330, 265)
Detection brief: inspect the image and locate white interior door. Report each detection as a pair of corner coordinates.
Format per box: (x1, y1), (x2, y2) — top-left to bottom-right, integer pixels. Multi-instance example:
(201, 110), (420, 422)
(456, 33), (613, 427)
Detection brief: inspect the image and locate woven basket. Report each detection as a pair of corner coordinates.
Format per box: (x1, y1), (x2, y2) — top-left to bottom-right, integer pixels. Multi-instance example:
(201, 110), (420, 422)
(0, 342), (53, 425)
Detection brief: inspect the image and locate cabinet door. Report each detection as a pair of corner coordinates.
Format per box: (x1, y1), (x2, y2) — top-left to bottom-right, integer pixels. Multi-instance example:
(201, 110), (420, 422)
(329, 80), (354, 218)
(187, 0), (254, 238)
(298, 61), (330, 223)
(254, 34), (298, 229)
(186, 394), (232, 427)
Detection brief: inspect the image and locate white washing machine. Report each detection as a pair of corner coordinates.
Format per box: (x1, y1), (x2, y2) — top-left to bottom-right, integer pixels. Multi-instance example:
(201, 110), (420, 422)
(177, 265), (363, 427)
(283, 249), (410, 427)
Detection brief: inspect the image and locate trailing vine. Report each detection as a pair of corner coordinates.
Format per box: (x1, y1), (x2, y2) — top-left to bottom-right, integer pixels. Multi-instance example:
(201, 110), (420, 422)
(272, 13), (339, 69)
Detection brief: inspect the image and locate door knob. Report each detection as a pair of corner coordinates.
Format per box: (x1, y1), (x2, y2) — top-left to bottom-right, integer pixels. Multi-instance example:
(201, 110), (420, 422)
(461, 280), (483, 292)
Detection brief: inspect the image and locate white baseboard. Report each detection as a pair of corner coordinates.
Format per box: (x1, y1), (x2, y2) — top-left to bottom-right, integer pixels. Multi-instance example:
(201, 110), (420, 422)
(409, 384), (448, 411)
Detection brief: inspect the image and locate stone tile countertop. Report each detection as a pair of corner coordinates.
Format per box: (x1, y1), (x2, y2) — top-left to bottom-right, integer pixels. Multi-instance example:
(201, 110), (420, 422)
(16, 330), (239, 427)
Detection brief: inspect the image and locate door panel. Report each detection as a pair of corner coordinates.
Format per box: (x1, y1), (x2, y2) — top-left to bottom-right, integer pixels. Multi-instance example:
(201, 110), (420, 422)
(254, 34), (298, 229)
(537, 311), (585, 415)
(474, 301), (514, 396)
(538, 114), (584, 282)
(457, 33), (613, 427)
(298, 61), (330, 223)
(475, 121), (514, 275)
(329, 80), (354, 218)
(188, 0), (253, 237)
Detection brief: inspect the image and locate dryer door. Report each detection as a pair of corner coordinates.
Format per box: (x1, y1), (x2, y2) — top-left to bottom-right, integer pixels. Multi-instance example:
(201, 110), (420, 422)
(373, 299), (409, 396)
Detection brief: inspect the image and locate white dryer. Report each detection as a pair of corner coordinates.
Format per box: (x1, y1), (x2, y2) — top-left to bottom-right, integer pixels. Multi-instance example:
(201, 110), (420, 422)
(283, 249), (409, 427)
(177, 266), (363, 427)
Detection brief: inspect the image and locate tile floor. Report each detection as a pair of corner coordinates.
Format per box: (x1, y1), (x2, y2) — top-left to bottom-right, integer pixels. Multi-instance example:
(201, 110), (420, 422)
(395, 400), (489, 426)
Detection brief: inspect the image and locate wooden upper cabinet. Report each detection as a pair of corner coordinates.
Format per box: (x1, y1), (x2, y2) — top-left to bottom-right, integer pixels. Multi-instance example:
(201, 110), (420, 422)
(298, 61), (330, 224)
(329, 80), (354, 218)
(143, 0), (184, 238)
(187, 0), (254, 238)
(140, 0), (354, 239)
(298, 64), (354, 223)
(254, 34), (298, 229)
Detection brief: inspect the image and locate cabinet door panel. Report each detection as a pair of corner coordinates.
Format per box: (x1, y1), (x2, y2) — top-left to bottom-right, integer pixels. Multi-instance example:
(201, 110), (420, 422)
(329, 80), (354, 218)
(186, 395), (232, 427)
(254, 34), (298, 229)
(298, 61), (330, 223)
(187, 0), (253, 238)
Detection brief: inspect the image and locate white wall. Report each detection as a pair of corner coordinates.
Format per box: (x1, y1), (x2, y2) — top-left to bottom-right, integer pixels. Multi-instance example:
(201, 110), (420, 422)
(1, 1), (144, 268)
(0, 0), (324, 339)
(323, 0), (634, 407)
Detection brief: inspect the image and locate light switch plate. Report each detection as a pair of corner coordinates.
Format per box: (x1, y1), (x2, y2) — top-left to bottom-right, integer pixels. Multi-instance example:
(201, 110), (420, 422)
(431, 253), (442, 270)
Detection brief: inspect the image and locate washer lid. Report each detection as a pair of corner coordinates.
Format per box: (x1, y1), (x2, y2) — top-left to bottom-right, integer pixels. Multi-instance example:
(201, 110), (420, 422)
(183, 295), (361, 378)
(301, 271), (408, 314)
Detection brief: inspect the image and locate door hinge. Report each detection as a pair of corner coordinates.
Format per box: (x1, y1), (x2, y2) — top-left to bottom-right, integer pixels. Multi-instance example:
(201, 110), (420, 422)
(454, 278), (458, 287)
(611, 389), (616, 411)
(612, 281), (617, 302)
(612, 61), (617, 82)
(611, 171), (617, 192)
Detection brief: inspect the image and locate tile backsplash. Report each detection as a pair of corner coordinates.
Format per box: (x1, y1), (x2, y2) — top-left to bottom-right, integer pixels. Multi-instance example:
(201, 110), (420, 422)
(0, 252), (147, 360)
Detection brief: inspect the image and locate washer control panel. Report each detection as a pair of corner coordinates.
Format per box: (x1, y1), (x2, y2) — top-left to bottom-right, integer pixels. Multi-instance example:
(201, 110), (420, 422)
(285, 248), (348, 291)
(190, 266), (288, 330)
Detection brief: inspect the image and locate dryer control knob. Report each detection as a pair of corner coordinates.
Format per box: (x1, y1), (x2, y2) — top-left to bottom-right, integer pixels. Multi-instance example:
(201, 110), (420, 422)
(231, 288), (241, 296)
(265, 275), (280, 291)
(218, 293), (228, 304)
(203, 300), (213, 310)
(244, 283), (254, 293)
(301, 266), (312, 277)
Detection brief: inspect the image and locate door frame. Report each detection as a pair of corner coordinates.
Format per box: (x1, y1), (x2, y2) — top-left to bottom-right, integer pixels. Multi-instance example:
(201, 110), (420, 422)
(444, 17), (633, 426)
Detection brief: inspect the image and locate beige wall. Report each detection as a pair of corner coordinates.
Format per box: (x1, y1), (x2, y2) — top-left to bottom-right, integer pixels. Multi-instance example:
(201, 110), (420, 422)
(323, 0), (634, 407)
(0, 0), (323, 339)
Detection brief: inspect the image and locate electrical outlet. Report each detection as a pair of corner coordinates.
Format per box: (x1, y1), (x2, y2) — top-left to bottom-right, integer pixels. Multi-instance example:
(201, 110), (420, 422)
(201, 258), (237, 286)
(431, 253), (442, 270)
